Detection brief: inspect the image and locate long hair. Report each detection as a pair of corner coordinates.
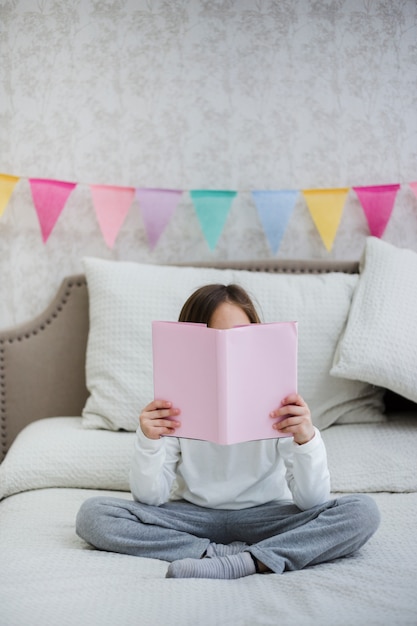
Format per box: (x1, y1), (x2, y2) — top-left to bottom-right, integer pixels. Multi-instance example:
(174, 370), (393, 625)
(178, 284), (261, 325)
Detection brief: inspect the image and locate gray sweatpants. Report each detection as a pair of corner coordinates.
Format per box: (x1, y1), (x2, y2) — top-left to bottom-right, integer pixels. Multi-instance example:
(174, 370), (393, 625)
(76, 494), (380, 574)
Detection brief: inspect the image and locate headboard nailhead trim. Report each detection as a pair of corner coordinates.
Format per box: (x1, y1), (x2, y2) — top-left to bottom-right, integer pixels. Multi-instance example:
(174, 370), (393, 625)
(0, 278), (87, 460)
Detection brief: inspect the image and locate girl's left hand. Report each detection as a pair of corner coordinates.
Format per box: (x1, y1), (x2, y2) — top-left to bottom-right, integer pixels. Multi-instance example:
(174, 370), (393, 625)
(270, 393), (315, 445)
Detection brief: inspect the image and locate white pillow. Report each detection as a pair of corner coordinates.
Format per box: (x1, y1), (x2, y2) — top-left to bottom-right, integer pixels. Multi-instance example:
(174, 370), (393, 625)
(82, 258), (385, 432)
(331, 237), (417, 404)
(238, 270), (384, 429)
(82, 259), (235, 431)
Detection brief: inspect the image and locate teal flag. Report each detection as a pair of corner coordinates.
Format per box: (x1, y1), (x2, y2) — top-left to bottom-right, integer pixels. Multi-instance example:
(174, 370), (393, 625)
(252, 190), (298, 253)
(190, 190), (237, 250)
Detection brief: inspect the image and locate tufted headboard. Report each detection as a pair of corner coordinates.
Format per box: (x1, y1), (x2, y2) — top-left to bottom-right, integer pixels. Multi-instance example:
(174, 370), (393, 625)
(0, 259), (359, 461)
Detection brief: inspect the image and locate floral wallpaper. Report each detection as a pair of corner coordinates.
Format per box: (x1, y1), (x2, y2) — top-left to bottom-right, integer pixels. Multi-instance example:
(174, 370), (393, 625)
(1, 0), (417, 327)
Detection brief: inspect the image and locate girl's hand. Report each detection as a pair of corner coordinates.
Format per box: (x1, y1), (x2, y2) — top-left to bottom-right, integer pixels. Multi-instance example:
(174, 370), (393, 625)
(270, 393), (315, 445)
(139, 400), (181, 440)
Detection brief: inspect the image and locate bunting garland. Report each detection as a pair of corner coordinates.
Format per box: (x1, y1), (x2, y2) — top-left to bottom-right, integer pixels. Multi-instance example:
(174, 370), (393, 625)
(190, 190), (237, 250)
(29, 178), (76, 242)
(0, 174), (19, 217)
(408, 182), (417, 200)
(302, 188), (349, 252)
(90, 184), (135, 248)
(353, 184), (400, 238)
(136, 188), (182, 249)
(252, 190), (298, 253)
(0, 172), (416, 253)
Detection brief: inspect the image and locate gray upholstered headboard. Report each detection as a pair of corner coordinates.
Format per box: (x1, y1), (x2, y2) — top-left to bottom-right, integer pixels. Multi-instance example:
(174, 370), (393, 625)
(0, 259), (359, 461)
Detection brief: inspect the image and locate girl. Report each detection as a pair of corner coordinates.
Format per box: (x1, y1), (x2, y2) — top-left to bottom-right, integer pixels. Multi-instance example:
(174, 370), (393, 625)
(76, 284), (380, 579)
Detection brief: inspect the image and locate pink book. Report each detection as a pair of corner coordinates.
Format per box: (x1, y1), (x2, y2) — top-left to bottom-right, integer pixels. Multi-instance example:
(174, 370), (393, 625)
(152, 321), (298, 445)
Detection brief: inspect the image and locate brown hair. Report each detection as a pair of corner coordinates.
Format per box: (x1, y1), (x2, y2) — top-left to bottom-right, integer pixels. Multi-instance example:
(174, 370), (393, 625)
(178, 284), (261, 325)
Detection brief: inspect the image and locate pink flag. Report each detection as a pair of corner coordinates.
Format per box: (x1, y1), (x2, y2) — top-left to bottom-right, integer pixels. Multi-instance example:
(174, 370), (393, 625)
(409, 182), (417, 199)
(136, 188), (182, 249)
(353, 184), (400, 238)
(29, 178), (76, 242)
(90, 185), (135, 248)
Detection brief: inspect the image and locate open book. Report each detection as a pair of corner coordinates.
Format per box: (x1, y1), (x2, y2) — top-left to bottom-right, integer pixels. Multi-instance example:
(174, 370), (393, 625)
(152, 321), (298, 445)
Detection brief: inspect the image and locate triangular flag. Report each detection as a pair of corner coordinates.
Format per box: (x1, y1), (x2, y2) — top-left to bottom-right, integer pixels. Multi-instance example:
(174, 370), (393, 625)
(136, 188), (182, 249)
(0, 174), (20, 217)
(252, 190), (298, 253)
(29, 178), (76, 242)
(190, 190), (237, 250)
(409, 182), (417, 200)
(90, 185), (135, 248)
(353, 184), (400, 238)
(302, 188), (349, 251)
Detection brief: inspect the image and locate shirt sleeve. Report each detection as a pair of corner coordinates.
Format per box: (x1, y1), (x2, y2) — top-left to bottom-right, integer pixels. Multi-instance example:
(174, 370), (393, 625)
(129, 427), (181, 506)
(278, 427), (331, 510)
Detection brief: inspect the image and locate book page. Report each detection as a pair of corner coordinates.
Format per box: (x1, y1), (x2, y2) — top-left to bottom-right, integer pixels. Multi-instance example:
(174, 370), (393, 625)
(224, 322), (297, 444)
(152, 322), (220, 442)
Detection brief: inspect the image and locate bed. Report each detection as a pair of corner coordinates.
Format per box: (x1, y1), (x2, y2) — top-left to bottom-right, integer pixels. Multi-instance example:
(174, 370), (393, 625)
(1, 241), (417, 626)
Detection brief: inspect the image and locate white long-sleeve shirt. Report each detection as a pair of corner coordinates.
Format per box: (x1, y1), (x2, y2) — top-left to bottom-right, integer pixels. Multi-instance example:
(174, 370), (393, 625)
(129, 427), (331, 511)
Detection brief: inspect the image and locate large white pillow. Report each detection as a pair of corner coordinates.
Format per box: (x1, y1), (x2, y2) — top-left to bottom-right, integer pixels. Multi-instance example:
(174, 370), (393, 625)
(82, 259), (235, 431)
(82, 257), (385, 432)
(331, 237), (417, 403)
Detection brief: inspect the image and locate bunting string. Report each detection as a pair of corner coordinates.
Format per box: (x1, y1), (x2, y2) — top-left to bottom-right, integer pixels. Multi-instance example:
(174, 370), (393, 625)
(0, 172), (416, 253)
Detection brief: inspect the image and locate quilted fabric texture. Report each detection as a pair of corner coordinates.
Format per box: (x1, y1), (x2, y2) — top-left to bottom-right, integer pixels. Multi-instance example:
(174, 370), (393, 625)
(2, 488), (417, 626)
(321, 417), (417, 493)
(82, 257), (385, 432)
(331, 237), (417, 403)
(0, 418), (134, 500)
(2, 416), (415, 500)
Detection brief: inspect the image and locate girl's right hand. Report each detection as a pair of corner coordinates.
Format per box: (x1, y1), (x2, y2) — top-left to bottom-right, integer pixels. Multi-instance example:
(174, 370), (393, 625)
(139, 400), (181, 440)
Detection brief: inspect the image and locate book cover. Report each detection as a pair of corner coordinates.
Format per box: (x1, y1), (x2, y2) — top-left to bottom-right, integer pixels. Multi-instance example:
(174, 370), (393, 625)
(152, 321), (298, 445)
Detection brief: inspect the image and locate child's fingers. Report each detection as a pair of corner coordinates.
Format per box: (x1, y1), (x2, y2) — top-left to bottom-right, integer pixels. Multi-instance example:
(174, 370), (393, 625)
(273, 415), (300, 431)
(140, 415), (181, 439)
(146, 399), (173, 412)
(152, 417), (181, 429)
(142, 400), (180, 420)
(270, 404), (307, 419)
(281, 393), (306, 407)
(146, 407), (180, 420)
(139, 399), (181, 439)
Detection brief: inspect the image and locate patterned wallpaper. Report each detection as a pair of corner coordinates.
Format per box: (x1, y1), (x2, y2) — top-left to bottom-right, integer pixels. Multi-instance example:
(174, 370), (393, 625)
(1, 0), (417, 327)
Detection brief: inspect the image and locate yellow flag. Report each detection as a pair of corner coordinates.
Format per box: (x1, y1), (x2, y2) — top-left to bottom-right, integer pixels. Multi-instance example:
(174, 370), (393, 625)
(0, 174), (20, 217)
(302, 188), (349, 251)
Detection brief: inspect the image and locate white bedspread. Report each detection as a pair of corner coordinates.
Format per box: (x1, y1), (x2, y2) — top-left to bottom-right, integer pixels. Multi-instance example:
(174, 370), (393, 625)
(0, 488), (416, 626)
(1, 416), (417, 626)
(1, 416), (416, 499)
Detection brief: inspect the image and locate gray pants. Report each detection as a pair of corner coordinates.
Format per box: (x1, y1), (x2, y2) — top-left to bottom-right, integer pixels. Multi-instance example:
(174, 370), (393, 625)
(76, 494), (380, 574)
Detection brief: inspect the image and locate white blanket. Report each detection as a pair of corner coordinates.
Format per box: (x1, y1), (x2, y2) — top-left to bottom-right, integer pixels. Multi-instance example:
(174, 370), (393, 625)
(1, 416), (416, 500)
(1, 488), (416, 626)
(1, 416), (417, 626)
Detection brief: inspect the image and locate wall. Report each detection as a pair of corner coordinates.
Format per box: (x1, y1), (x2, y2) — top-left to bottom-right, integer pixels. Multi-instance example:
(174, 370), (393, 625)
(1, 0), (417, 328)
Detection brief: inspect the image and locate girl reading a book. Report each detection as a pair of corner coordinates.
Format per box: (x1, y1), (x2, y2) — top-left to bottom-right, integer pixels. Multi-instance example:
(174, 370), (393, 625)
(76, 284), (380, 580)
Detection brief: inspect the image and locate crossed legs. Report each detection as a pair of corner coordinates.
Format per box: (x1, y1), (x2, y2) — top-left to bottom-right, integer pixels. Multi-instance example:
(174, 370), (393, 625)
(76, 495), (380, 578)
